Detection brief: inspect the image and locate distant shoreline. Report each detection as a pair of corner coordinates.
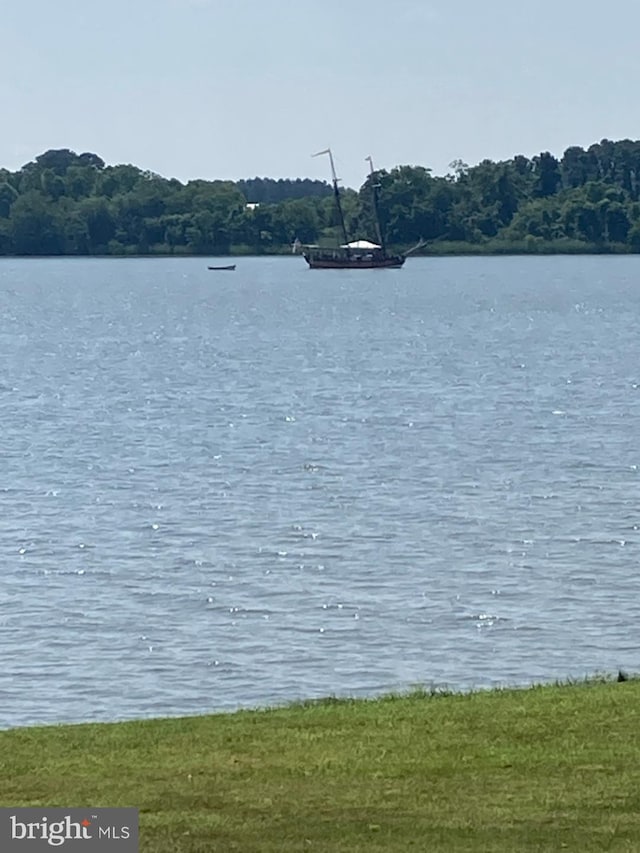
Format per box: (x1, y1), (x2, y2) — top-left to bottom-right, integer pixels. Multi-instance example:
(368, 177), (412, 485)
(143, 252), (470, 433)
(0, 243), (639, 260)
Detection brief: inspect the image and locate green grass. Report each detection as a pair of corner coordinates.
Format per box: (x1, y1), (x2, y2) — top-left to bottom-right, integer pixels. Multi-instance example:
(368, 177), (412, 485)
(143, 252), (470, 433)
(2, 679), (640, 851)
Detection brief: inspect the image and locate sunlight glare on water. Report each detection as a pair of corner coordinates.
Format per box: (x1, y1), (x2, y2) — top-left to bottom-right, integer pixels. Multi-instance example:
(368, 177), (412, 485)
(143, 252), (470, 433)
(1, 255), (640, 727)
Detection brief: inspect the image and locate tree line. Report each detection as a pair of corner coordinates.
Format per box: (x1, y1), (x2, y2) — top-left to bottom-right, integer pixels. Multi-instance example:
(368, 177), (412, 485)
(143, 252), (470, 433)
(2, 141), (640, 255)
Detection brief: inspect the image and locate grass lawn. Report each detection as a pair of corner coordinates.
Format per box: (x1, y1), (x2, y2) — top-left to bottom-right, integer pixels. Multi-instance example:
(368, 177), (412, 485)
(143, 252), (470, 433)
(1, 679), (640, 851)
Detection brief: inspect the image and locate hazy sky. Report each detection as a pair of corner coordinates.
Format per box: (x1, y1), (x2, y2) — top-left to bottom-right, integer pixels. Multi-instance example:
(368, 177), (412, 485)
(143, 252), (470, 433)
(3, 0), (640, 187)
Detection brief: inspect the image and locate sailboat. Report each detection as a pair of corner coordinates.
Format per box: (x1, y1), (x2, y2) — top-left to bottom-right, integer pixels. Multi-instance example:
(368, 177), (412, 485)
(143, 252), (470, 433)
(302, 149), (406, 270)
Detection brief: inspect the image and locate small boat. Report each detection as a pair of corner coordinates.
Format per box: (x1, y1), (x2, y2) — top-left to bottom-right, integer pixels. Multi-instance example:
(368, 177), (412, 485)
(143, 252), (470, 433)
(207, 264), (236, 271)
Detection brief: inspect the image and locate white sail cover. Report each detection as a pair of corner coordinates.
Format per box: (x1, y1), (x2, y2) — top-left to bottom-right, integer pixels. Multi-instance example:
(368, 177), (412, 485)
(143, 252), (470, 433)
(340, 239), (381, 249)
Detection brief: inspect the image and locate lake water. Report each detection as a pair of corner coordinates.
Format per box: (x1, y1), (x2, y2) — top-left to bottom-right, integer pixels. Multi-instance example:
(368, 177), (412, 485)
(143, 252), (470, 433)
(1, 255), (640, 729)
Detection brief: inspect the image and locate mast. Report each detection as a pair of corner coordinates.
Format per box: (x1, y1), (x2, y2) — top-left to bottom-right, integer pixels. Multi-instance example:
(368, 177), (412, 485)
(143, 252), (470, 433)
(365, 155), (386, 254)
(312, 148), (349, 247)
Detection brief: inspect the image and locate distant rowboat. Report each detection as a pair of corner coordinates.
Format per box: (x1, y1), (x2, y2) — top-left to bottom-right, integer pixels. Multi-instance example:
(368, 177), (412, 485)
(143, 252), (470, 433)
(207, 264), (236, 271)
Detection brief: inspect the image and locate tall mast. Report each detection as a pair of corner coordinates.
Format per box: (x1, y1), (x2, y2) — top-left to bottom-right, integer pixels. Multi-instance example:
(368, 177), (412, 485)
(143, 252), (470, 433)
(365, 155), (386, 253)
(312, 148), (349, 247)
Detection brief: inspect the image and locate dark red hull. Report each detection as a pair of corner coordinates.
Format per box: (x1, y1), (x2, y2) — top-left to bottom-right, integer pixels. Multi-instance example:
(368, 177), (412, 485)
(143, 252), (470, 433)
(303, 253), (405, 269)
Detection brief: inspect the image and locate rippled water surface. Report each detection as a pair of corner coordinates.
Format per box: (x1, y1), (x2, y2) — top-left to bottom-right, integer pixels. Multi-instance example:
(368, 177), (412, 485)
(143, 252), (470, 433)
(2, 255), (640, 727)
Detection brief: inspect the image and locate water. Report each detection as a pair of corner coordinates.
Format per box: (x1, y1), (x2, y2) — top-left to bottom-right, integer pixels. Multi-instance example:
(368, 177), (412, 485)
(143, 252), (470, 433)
(1, 254), (640, 729)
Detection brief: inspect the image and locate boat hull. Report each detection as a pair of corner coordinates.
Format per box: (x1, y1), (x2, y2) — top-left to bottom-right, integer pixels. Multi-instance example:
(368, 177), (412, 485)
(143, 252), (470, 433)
(303, 254), (405, 269)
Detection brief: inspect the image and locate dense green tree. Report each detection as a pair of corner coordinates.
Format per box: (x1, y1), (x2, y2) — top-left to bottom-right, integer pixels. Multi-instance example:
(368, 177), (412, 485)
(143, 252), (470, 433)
(561, 146), (597, 188)
(32, 149), (81, 173)
(533, 152), (562, 197)
(237, 177), (331, 203)
(3, 141), (640, 256)
(97, 164), (145, 197)
(504, 198), (563, 241)
(362, 165), (455, 244)
(9, 191), (65, 254)
(0, 219), (11, 253)
(604, 202), (630, 243)
(0, 181), (19, 217)
(268, 198), (321, 245)
(628, 223), (640, 250)
(79, 198), (116, 250)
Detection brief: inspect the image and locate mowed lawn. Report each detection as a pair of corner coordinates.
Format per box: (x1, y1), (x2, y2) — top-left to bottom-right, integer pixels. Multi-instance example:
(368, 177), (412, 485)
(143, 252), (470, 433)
(2, 680), (640, 851)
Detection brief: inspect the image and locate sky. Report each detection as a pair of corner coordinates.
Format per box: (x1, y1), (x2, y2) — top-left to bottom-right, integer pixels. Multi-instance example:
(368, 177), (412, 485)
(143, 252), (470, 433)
(3, 0), (640, 188)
